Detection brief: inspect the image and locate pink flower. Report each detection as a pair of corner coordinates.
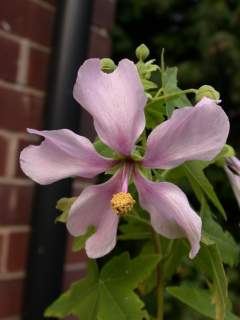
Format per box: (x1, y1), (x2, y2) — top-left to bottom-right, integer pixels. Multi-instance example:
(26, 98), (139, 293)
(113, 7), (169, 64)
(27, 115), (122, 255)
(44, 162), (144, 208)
(20, 59), (229, 259)
(225, 156), (240, 208)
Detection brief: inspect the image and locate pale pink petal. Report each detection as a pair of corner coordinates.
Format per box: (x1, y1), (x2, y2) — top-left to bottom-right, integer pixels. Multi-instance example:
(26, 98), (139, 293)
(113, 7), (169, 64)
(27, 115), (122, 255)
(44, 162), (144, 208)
(67, 170), (126, 258)
(73, 59), (147, 155)
(225, 157), (240, 208)
(134, 170), (202, 258)
(143, 97), (229, 169)
(20, 129), (116, 185)
(226, 156), (240, 174)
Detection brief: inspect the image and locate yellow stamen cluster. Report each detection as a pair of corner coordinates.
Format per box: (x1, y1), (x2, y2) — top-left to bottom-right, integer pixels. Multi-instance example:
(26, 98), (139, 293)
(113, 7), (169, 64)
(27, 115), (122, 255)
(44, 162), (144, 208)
(111, 192), (135, 216)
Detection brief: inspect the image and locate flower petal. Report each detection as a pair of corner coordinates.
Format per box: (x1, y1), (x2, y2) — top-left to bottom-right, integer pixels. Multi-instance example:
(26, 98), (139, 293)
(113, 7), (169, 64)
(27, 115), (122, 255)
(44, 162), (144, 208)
(225, 164), (240, 208)
(20, 128), (115, 185)
(143, 97), (230, 169)
(134, 170), (202, 258)
(67, 170), (125, 258)
(73, 59), (147, 155)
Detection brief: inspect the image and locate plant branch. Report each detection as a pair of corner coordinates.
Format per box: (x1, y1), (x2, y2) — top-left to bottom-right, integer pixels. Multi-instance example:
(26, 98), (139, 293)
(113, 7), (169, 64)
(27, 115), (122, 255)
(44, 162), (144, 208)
(151, 228), (165, 320)
(152, 88), (197, 102)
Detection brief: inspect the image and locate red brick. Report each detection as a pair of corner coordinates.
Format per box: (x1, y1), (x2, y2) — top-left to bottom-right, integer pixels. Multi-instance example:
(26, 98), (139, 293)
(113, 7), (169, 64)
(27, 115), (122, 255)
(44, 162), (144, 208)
(0, 279), (24, 317)
(27, 47), (50, 90)
(0, 184), (33, 225)
(65, 236), (88, 265)
(7, 230), (29, 272)
(0, 136), (8, 176)
(41, 0), (56, 6)
(0, 234), (5, 263)
(0, 35), (19, 82)
(0, 0), (54, 47)
(0, 85), (43, 132)
(92, 0), (115, 30)
(88, 28), (111, 58)
(63, 269), (87, 290)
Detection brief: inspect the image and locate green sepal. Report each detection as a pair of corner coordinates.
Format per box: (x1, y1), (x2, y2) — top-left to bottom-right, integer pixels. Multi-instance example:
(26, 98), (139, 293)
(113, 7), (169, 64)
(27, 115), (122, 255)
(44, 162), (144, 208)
(72, 225), (96, 252)
(137, 60), (159, 80)
(55, 197), (76, 223)
(195, 85), (220, 102)
(214, 144), (235, 167)
(135, 43), (150, 61)
(100, 58), (116, 73)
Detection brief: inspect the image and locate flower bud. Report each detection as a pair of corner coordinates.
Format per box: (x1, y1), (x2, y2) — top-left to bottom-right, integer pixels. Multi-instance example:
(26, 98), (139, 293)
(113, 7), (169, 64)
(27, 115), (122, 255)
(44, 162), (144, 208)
(196, 85), (220, 101)
(100, 58), (116, 73)
(135, 44), (150, 61)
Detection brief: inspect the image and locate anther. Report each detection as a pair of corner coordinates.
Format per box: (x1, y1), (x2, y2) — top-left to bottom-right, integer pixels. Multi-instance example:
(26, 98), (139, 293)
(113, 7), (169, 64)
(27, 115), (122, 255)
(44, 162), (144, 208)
(111, 192), (135, 216)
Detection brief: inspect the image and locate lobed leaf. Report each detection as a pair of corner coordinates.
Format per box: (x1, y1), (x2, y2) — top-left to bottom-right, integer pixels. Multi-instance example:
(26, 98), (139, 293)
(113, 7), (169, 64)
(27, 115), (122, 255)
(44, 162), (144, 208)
(167, 286), (239, 320)
(45, 252), (160, 320)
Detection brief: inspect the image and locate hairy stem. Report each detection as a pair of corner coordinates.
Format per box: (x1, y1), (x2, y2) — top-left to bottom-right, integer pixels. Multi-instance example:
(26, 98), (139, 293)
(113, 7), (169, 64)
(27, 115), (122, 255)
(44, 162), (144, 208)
(151, 228), (165, 320)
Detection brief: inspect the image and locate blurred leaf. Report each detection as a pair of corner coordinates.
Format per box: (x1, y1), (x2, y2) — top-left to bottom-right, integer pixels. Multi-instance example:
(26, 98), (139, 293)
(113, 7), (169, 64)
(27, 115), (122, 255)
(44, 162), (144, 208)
(145, 99), (165, 129)
(119, 215), (151, 240)
(142, 78), (158, 90)
(164, 240), (188, 281)
(72, 225), (96, 252)
(161, 67), (191, 117)
(55, 197), (76, 223)
(167, 286), (239, 320)
(94, 138), (116, 158)
(45, 252), (159, 319)
(201, 202), (239, 266)
(194, 244), (228, 320)
(183, 161), (227, 219)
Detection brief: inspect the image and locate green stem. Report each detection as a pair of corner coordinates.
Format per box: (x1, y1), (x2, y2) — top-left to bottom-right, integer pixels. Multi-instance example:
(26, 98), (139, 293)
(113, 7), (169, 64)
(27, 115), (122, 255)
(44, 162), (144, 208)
(141, 130), (147, 148)
(155, 87), (163, 98)
(152, 88), (197, 102)
(151, 229), (165, 320)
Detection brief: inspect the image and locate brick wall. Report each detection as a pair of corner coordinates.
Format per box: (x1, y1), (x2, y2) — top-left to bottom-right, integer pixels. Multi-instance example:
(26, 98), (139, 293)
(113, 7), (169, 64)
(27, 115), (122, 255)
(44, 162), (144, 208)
(0, 0), (115, 319)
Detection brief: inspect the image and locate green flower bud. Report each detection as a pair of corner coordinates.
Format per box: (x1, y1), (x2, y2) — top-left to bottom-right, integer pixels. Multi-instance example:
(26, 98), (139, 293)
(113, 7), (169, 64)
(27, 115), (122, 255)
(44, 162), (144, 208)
(196, 85), (220, 101)
(100, 58), (116, 73)
(135, 44), (150, 61)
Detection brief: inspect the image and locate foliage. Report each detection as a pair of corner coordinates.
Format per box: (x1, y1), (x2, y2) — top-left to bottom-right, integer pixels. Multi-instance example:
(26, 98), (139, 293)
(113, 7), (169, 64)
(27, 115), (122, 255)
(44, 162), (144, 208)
(47, 44), (240, 320)
(45, 253), (160, 319)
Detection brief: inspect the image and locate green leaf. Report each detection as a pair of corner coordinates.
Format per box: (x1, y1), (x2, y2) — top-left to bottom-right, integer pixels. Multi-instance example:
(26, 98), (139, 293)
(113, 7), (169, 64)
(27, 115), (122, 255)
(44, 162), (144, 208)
(45, 260), (99, 319)
(161, 67), (191, 117)
(145, 99), (165, 129)
(72, 225), (96, 252)
(194, 244), (228, 320)
(45, 252), (160, 320)
(167, 286), (239, 320)
(55, 197), (76, 223)
(201, 202), (239, 266)
(183, 161), (227, 219)
(119, 215), (151, 240)
(214, 144), (235, 167)
(137, 60), (159, 80)
(164, 240), (188, 281)
(142, 78), (158, 90)
(94, 138), (116, 158)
